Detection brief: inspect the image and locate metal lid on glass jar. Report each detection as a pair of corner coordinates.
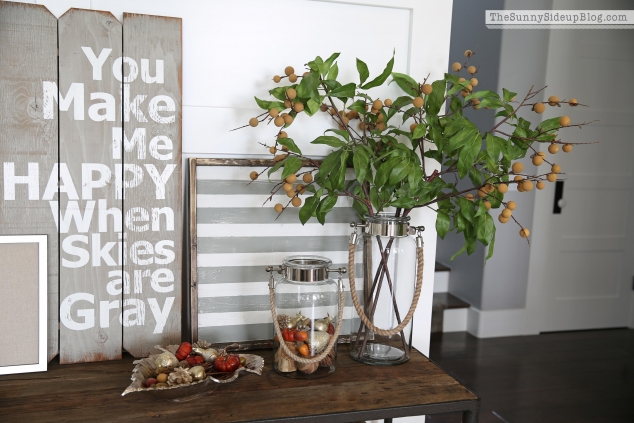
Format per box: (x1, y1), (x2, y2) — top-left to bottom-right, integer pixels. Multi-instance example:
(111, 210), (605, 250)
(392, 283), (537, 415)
(282, 255), (331, 282)
(364, 213), (411, 237)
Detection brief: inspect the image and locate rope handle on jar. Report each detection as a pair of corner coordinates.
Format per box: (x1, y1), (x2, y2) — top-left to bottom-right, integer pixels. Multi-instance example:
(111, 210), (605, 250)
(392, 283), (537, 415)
(347, 225), (425, 337)
(268, 271), (346, 365)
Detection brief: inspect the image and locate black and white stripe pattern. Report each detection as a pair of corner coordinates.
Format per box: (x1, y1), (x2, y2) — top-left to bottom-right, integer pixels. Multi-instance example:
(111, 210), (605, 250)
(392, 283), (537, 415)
(195, 165), (363, 343)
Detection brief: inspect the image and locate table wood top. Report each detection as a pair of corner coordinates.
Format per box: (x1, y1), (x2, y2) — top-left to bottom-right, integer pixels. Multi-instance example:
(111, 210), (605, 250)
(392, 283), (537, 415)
(0, 344), (478, 422)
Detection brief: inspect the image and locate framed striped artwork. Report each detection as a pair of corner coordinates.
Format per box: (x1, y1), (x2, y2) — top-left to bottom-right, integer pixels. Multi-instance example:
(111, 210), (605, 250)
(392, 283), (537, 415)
(189, 158), (364, 348)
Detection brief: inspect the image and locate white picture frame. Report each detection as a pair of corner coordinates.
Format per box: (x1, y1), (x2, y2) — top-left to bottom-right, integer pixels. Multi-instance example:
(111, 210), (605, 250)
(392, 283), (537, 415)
(0, 235), (47, 375)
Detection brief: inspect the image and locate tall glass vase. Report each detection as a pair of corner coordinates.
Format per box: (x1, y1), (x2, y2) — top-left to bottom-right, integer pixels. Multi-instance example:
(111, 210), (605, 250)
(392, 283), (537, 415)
(349, 213), (421, 366)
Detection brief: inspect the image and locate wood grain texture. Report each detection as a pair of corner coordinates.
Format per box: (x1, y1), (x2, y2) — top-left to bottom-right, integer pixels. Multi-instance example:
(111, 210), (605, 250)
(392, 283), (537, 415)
(0, 1), (59, 362)
(58, 9), (122, 364)
(0, 344), (478, 422)
(121, 13), (183, 357)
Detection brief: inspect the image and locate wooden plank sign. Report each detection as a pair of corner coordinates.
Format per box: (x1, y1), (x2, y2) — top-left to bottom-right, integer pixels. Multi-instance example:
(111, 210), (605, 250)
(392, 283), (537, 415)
(58, 9), (124, 363)
(0, 2), (59, 362)
(55, 8), (182, 363)
(122, 13), (182, 357)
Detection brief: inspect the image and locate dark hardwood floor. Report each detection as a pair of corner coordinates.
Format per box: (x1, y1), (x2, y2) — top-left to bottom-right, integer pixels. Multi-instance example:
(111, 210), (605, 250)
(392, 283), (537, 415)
(426, 329), (634, 423)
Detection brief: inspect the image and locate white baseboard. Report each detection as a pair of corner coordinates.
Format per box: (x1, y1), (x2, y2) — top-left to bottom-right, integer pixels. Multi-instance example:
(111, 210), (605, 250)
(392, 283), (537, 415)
(433, 271), (449, 293)
(443, 308), (468, 332)
(467, 307), (526, 338)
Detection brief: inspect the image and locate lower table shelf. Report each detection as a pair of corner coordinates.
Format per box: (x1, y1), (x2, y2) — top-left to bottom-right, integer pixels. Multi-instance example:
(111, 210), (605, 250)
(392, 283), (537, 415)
(0, 343), (479, 422)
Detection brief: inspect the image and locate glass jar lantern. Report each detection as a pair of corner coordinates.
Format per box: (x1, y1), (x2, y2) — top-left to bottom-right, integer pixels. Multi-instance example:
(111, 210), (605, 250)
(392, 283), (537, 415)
(348, 213), (424, 366)
(266, 256), (346, 379)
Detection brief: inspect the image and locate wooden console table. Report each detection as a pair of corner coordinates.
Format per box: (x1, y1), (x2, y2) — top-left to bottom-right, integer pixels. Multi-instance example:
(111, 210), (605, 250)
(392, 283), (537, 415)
(0, 344), (479, 422)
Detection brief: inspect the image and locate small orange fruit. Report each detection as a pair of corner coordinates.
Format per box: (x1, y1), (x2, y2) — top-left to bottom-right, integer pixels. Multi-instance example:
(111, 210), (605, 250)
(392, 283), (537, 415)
(284, 66), (294, 76)
(537, 181), (546, 190)
(422, 84), (433, 95)
(559, 116), (570, 127)
(548, 143), (559, 154)
(548, 95), (559, 106)
(497, 183), (508, 194)
(274, 203), (283, 213)
(512, 162), (524, 173)
(451, 62), (462, 72)
(547, 173), (557, 182)
(467, 65), (477, 75)
(302, 173), (313, 183)
(249, 118), (259, 127)
(519, 228), (530, 238)
(249, 171), (258, 180)
(563, 143), (573, 153)
(413, 97), (424, 108)
(533, 102), (546, 114)
(291, 197), (302, 207)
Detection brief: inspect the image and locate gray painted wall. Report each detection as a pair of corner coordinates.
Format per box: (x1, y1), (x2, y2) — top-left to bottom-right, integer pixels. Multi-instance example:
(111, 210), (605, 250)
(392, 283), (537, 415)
(438, 0), (553, 311)
(480, 0), (552, 311)
(437, 0), (504, 310)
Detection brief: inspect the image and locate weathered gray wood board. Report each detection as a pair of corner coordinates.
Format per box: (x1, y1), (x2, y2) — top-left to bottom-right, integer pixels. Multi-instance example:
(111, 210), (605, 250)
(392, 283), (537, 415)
(122, 13), (182, 357)
(58, 9), (122, 364)
(0, 2), (59, 362)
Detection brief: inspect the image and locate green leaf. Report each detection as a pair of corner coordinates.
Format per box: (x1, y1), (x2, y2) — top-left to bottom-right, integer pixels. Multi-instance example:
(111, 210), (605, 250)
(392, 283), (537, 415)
(356, 58), (370, 85)
(450, 244), (467, 261)
(537, 117), (561, 133)
(464, 90), (499, 102)
(447, 80), (471, 96)
(388, 156), (411, 186)
(477, 213), (495, 245)
(469, 166), (483, 187)
(485, 233), (496, 261)
(296, 71), (320, 99)
(352, 147), (370, 183)
(412, 123), (426, 140)
(307, 56), (324, 73)
(305, 98), (321, 116)
(254, 96), (272, 110)
(328, 83), (356, 99)
(327, 62), (339, 80)
(449, 96), (463, 115)
(323, 53), (340, 75)
(311, 136), (347, 148)
(361, 54), (394, 89)
(374, 156), (400, 187)
(485, 133), (505, 162)
(466, 230), (477, 255)
(325, 129), (350, 142)
(267, 159), (285, 180)
(502, 88), (517, 102)
(458, 197), (476, 224)
(457, 131), (482, 178)
(269, 87), (288, 101)
(426, 80), (446, 115)
(391, 197), (416, 208)
(316, 195), (338, 224)
(436, 211), (450, 239)
(349, 99), (368, 114)
(281, 156), (303, 179)
(448, 128), (478, 152)
(276, 138), (302, 155)
(299, 194), (320, 225)
(390, 72), (418, 96)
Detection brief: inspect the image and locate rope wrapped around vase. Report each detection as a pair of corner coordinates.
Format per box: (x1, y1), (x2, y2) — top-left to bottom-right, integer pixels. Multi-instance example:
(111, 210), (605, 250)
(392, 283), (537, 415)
(347, 230), (424, 337)
(269, 274), (345, 364)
